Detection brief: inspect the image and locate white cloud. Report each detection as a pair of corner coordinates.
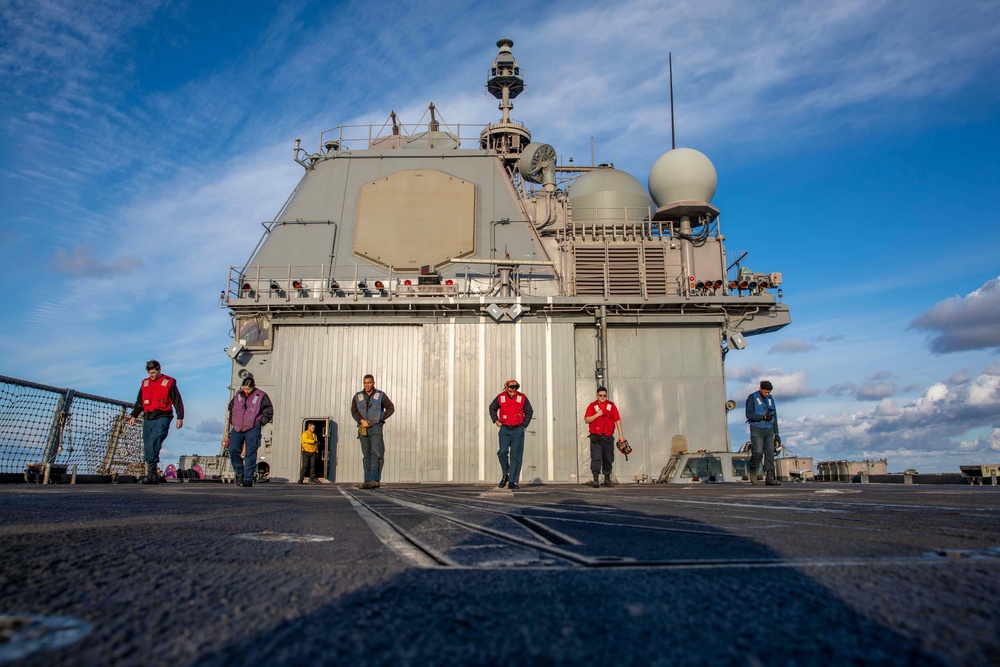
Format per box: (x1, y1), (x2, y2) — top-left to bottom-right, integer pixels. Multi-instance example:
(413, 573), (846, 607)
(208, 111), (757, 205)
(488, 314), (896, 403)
(781, 365), (1000, 465)
(856, 371), (900, 400)
(48, 245), (141, 277)
(727, 364), (820, 402)
(910, 276), (1000, 353)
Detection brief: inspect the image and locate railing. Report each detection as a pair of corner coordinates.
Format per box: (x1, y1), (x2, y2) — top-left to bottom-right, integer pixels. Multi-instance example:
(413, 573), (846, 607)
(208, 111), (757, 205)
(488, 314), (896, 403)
(313, 121), (507, 153)
(224, 263), (559, 304)
(0, 374), (143, 478)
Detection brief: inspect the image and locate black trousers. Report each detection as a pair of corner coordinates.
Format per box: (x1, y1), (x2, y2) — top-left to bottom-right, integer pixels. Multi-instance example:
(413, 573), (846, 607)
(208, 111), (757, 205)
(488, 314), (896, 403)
(589, 434), (614, 475)
(300, 451), (318, 480)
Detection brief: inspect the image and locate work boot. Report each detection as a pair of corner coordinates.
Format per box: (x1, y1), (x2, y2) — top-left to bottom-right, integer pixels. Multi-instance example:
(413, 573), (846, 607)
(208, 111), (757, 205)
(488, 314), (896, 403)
(593, 473), (601, 487)
(499, 474), (509, 488)
(602, 475), (613, 487)
(148, 467), (159, 485)
(748, 468), (758, 485)
(765, 471), (781, 486)
(309, 478), (318, 484)
(140, 463), (154, 485)
(243, 477), (253, 487)
(298, 478), (305, 484)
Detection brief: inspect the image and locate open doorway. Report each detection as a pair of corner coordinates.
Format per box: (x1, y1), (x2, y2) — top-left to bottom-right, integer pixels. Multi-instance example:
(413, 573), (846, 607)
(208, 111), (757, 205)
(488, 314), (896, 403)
(302, 418), (338, 482)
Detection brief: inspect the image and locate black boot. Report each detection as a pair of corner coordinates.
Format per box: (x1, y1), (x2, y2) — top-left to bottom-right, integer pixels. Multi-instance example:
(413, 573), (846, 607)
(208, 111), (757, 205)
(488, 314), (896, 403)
(602, 474), (613, 487)
(592, 473), (601, 487)
(765, 471), (781, 486)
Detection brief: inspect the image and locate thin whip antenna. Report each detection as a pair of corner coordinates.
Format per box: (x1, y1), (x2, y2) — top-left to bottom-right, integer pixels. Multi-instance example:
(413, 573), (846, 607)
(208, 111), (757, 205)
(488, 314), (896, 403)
(669, 52), (675, 150)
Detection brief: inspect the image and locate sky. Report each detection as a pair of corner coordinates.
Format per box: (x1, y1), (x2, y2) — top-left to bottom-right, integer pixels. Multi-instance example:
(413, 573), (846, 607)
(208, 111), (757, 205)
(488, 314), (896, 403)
(1, 0), (999, 473)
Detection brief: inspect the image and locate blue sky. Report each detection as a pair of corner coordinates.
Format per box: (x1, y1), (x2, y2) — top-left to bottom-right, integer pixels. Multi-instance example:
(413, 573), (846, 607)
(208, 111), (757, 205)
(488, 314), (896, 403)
(2, 0), (999, 473)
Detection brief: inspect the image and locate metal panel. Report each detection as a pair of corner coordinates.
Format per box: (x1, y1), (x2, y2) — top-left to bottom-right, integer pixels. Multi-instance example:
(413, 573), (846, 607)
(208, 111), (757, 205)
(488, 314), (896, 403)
(575, 324), (728, 483)
(257, 318), (579, 484)
(260, 324), (423, 483)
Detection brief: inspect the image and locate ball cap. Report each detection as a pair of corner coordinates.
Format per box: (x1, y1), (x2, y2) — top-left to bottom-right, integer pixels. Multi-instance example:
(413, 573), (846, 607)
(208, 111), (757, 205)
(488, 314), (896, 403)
(505, 379), (520, 389)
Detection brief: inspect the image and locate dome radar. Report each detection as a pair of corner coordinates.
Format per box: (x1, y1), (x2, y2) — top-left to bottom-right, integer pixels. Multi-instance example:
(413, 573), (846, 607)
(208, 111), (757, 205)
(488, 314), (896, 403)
(647, 148), (717, 207)
(647, 147), (719, 225)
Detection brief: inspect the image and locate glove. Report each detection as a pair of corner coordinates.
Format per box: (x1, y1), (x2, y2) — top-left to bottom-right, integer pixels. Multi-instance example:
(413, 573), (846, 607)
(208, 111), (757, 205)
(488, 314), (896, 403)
(763, 410), (773, 421)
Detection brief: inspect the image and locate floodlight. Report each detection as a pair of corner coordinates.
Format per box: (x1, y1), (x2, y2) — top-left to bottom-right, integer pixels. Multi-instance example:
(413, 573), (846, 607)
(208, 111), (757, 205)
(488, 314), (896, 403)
(506, 303), (527, 321)
(485, 303), (504, 322)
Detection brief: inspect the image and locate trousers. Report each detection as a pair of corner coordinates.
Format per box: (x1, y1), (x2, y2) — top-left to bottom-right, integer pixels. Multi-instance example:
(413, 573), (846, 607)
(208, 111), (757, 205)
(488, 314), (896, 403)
(141, 416), (171, 465)
(497, 425), (525, 484)
(229, 424), (261, 482)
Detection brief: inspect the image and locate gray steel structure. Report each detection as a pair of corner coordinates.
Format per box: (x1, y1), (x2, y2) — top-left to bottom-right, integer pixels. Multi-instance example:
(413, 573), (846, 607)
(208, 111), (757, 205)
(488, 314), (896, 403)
(221, 39), (790, 484)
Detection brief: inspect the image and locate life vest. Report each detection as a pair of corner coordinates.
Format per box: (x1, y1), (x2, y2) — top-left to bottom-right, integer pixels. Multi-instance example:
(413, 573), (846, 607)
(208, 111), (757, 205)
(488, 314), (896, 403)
(141, 375), (175, 413)
(355, 390), (385, 424)
(231, 388), (266, 432)
(747, 391), (775, 428)
(587, 400), (619, 436)
(496, 391), (526, 426)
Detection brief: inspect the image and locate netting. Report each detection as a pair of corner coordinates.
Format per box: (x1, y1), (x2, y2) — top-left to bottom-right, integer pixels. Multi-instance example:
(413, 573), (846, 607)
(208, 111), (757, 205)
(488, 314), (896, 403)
(0, 374), (144, 476)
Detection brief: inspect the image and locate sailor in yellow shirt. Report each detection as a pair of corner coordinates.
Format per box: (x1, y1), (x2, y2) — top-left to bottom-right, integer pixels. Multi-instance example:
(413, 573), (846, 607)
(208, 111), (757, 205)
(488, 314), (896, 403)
(299, 423), (320, 484)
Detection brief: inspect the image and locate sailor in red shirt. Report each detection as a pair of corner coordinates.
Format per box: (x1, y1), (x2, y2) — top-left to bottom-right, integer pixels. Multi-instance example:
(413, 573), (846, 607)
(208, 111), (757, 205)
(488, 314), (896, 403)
(583, 386), (626, 487)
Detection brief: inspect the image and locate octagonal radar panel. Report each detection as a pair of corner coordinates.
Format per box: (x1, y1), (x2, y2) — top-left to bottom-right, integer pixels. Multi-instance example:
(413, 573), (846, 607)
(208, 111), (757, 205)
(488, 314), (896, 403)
(519, 142), (557, 185)
(647, 147), (717, 207)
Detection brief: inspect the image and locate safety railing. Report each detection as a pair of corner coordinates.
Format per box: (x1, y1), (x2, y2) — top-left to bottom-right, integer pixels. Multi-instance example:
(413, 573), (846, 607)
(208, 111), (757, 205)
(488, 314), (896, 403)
(0, 374), (143, 479)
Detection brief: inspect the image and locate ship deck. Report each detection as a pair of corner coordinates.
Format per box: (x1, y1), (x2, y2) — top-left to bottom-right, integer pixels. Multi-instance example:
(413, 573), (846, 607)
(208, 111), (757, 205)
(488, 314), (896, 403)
(1, 482), (998, 665)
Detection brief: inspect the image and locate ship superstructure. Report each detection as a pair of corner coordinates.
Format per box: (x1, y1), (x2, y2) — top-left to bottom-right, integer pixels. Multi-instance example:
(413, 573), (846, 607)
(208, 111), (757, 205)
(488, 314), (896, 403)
(221, 39), (790, 484)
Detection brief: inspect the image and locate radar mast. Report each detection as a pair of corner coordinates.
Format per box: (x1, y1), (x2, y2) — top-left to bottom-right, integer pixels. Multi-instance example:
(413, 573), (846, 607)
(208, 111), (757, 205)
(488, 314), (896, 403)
(480, 38), (532, 171)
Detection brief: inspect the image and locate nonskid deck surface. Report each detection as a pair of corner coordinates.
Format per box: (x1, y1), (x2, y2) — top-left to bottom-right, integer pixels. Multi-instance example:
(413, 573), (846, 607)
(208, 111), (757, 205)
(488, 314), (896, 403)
(1, 483), (998, 666)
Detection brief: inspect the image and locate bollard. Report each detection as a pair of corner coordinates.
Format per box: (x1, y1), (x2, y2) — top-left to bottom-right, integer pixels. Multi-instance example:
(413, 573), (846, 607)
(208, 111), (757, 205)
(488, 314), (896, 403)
(71, 464), (78, 485)
(43, 463), (51, 485)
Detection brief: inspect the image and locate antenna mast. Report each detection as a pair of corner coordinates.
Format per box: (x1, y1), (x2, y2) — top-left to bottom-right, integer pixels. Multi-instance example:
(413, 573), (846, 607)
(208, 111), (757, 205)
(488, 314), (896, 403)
(669, 52), (675, 150)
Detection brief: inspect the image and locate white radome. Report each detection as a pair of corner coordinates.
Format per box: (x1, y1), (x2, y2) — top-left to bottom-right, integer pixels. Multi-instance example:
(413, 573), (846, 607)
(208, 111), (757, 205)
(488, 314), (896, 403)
(647, 147), (718, 207)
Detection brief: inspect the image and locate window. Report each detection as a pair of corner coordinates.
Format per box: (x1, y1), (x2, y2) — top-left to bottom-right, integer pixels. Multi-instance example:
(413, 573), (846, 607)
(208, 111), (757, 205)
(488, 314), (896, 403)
(238, 316), (272, 350)
(681, 457), (722, 481)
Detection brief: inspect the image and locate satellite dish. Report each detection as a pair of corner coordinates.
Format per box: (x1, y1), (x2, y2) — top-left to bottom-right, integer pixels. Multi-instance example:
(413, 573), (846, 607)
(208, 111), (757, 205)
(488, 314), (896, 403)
(518, 142), (556, 185)
(725, 400), (737, 412)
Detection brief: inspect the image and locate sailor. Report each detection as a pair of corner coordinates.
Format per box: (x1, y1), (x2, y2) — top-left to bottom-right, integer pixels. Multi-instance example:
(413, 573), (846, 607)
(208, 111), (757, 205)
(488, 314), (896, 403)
(745, 380), (781, 486)
(299, 422), (320, 484)
(129, 360), (184, 485)
(583, 386), (627, 487)
(351, 374), (395, 489)
(489, 380), (534, 490)
(225, 376), (274, 487)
